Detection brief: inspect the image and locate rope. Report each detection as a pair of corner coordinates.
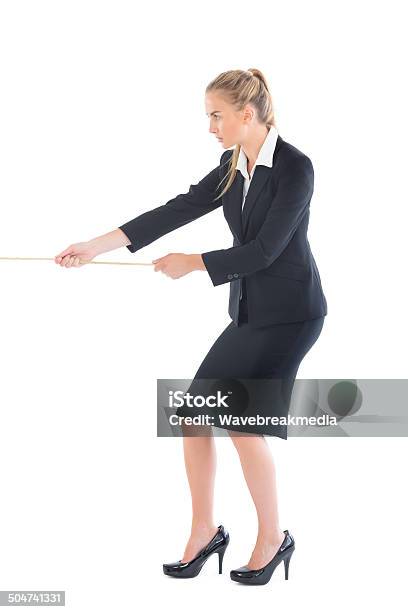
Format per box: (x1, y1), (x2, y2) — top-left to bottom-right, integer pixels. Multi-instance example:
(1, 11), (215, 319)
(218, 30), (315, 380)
(0, 256), (153, 266)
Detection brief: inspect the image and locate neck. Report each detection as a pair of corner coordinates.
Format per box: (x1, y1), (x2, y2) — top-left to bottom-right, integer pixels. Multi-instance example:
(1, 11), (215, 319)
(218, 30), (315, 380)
(241, 125), (270, 166)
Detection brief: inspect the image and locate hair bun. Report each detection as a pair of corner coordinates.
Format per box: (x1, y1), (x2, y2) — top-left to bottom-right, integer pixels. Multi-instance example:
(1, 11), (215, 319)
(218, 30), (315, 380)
(247, 68), (269, 91)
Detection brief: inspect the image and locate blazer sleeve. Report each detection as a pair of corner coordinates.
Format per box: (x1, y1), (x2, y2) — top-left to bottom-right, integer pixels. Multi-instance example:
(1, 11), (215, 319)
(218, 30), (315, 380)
(118, 152), (228, 253)
(201, 154), (314, 287)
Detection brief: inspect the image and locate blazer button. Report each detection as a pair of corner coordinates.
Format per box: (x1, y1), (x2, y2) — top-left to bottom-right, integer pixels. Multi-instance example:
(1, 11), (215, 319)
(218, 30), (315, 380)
(233, 273), (239, 278)
(227, 273), (233, 279)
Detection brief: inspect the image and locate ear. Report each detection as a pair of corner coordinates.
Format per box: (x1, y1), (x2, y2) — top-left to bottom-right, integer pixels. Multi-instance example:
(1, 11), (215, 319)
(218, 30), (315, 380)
(243, 103), (255, 124)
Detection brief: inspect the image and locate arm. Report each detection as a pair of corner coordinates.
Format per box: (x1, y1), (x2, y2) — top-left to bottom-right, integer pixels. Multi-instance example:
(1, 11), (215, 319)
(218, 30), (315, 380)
(55, 153), (228, 267)
(118, 153), (227, 253)
(88, 228), (132, 254)
(54, 228), (133, 267)
(200, 154), (314, 287)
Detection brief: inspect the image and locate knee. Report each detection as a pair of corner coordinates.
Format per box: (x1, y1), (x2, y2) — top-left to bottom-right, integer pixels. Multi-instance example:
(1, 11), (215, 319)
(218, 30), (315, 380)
(181, 422), (214, 438)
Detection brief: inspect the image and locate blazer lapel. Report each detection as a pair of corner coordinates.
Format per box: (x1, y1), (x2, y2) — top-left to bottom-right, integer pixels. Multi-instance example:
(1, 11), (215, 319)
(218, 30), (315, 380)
(241, 134), (284, 237)
(241, 166), (270, 236)
(223, 135), (284, 242)
(225, 169), (245, 243)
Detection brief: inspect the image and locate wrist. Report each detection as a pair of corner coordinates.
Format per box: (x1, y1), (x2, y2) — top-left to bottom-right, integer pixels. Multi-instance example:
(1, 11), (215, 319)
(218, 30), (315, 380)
(87, 237), (107, 256)
(190, 254), (206, 272)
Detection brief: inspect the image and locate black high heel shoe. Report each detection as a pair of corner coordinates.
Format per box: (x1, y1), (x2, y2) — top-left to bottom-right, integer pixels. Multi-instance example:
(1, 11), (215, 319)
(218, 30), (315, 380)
(163, 525), (230, 578)
(230, 529), (295, 586)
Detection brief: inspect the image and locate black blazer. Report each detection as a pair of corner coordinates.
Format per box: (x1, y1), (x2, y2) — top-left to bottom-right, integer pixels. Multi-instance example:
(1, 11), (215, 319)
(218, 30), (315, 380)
(119, 134), (328, 328)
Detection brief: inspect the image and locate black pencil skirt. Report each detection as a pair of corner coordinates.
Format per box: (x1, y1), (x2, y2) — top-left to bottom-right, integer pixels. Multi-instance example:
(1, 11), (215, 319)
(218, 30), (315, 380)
(176, 284), (325, 439)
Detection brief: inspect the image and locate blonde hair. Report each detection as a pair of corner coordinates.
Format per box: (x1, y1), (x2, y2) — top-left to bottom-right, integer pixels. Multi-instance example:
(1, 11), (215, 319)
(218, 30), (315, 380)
(206, 68), (276, 201)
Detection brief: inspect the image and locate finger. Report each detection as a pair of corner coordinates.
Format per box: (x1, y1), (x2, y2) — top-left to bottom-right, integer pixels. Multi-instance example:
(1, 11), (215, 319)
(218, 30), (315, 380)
(55, 246), (74, 262)
(62, 255), (73, 267)
(55, 253), (74, 264)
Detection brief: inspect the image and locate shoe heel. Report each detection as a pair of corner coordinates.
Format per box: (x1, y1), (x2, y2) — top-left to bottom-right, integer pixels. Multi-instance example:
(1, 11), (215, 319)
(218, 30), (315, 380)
(283, 550), (294, 580)
(217, 544), (228, 574)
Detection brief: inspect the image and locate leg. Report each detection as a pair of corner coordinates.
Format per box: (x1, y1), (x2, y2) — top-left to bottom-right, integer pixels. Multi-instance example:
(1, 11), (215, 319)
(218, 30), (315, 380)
(180, 427), (218, 562)
(174, 323), (241, 563)
(229, 431), (286, 569)
(174, 320), (274, 563)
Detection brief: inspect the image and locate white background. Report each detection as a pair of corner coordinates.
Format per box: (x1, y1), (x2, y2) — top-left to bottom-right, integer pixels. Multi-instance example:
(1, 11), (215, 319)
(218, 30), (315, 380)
(0, 0), (407, 610)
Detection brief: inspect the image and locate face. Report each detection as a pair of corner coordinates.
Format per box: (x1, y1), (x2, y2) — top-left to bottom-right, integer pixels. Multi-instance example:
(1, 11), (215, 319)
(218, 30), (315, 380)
(205, 91), (254, 149)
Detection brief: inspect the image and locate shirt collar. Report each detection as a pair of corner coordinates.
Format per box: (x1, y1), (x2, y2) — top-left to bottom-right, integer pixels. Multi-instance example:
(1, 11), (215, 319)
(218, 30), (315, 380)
(236, 125), (279, 180)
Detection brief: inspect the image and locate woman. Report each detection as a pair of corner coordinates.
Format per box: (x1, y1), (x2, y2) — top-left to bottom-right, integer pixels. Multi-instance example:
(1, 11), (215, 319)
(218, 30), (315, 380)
(54, 68), (327, 586)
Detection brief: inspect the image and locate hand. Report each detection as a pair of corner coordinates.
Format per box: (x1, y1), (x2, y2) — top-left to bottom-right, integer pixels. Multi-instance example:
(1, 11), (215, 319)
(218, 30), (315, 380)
(54, 241), (99, 267)
(152, 253), (202, 279)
